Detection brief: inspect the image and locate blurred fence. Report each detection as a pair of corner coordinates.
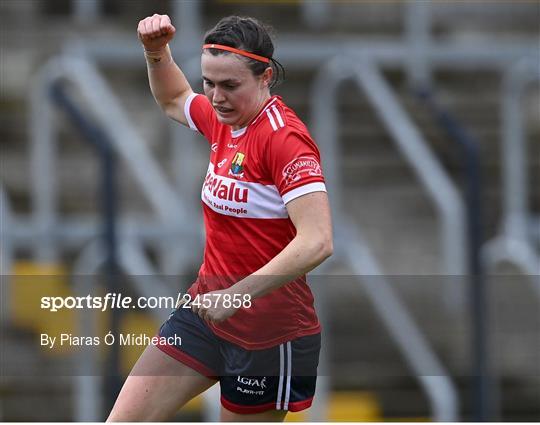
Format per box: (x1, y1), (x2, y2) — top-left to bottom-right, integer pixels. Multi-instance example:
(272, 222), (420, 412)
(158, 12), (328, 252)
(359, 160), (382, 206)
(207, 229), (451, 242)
(1, 0), (539, 421)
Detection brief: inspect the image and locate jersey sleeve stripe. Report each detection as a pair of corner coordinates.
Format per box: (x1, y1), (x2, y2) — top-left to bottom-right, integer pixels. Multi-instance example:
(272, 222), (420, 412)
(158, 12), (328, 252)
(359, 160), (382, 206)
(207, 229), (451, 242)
(266, 109), (278, 131)
(252, 97), (278, 125)
(272, 105), (285, 128)
(282, 182), (327, 204)
(184, 92), (199, 132)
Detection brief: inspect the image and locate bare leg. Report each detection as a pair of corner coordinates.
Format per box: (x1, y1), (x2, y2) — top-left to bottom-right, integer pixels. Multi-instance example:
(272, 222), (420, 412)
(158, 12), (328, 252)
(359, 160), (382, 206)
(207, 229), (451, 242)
(107, 345), (216, 421)
(220, 406), (287, 422)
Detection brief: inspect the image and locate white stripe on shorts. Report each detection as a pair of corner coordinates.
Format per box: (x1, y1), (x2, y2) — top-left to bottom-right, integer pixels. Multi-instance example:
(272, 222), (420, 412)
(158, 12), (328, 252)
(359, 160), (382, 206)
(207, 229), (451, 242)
(284, 341), (292, 410)
(276, 344), (285, 410)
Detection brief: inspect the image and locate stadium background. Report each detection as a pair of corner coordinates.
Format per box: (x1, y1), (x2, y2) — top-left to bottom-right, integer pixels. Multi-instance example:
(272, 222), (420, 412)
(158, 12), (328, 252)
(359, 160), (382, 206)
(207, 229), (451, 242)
(0, 0), (539, 421)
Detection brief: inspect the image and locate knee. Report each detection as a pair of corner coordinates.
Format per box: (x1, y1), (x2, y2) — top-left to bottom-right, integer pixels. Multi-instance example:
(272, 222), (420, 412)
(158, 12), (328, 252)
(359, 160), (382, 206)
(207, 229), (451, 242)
(106, 406), (135, 422)
(106, 408), (157, 422)
(106, 401), (156, 422)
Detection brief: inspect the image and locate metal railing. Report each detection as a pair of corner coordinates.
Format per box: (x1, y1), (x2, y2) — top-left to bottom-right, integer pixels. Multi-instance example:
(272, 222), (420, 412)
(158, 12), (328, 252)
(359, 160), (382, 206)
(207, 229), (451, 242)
(0, 182), (14, 323)
(51, 79), (125, 413)
(28, 54), (200, 272)
(65, 35), (538, 70)
(483, 58), (540, 287)
(73, 0), (100, 25)
(415, 88), (493, 420)
(72, 235), (176, 421)
(72, 238), (179, 422)
(8, 1), (537, 421)
(311, 56), (461, 421)
(355, 60), (467, 277)
(24, 55), (203, 418)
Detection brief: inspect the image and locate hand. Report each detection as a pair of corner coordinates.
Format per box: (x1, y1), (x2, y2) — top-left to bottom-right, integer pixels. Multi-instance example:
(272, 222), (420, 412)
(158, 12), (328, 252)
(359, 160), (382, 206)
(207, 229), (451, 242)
(137, 14), (176, 52)
(191, 289), (240, 324)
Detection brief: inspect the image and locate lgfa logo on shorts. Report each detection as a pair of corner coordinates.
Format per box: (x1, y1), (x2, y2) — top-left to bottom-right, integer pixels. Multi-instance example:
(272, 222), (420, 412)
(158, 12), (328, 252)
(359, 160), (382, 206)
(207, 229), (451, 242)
(237, 376), (267, 389)
(229, 152), (245, 177)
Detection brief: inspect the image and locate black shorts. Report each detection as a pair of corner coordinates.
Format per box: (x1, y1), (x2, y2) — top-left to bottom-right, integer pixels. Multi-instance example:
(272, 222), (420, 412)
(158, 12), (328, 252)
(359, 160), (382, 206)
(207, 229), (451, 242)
(157, 307), (321, 414)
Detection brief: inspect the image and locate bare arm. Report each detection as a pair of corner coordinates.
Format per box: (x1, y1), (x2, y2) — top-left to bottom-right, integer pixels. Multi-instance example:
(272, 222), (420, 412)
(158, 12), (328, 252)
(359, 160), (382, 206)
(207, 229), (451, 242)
(233, 191), (333, 299)
(192, 191), (333, 322)
(137, 14), (194, 126)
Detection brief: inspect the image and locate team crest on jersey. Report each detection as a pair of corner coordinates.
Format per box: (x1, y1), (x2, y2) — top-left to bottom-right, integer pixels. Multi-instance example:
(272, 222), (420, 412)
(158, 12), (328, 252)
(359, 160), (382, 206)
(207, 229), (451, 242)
(229, 152), (245, 178)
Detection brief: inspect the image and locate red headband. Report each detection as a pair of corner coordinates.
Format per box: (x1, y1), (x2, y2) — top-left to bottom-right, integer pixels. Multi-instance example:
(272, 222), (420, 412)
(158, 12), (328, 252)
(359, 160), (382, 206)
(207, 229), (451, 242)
(202, 43), (270, 64)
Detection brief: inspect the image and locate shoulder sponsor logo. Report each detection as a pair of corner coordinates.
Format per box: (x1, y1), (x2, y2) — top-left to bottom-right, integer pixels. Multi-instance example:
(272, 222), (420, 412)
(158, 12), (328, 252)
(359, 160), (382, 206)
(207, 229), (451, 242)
(282, 156), (322, 186)
(211, 143), (218, 152)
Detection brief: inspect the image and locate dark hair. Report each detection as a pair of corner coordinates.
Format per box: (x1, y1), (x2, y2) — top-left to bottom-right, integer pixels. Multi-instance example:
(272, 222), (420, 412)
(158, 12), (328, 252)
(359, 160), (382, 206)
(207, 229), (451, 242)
(203, 16), (285, 89)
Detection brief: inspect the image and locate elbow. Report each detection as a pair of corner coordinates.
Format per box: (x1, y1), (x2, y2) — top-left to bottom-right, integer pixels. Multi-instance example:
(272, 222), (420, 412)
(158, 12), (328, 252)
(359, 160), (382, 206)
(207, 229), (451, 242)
(296, 226), (333, 267)
(314, 234), (333, 264)
(158, 90), (191, 120)
(161, 100), (179, 120)
(322, 237), (333, 260)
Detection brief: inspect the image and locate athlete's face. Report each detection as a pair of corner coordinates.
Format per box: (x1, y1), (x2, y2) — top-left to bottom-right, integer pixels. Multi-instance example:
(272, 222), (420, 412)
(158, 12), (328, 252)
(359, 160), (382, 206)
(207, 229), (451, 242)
(201, 52), (272, 130)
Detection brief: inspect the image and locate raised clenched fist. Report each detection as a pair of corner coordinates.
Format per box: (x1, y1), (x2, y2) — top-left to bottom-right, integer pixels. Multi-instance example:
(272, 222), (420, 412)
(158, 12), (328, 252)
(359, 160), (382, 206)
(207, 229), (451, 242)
(137, 14), (176, 51)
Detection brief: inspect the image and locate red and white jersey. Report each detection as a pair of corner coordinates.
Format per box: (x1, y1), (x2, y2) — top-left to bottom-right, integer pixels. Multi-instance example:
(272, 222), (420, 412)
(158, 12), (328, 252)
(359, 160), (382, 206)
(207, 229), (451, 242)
(184, 93), (326, 350)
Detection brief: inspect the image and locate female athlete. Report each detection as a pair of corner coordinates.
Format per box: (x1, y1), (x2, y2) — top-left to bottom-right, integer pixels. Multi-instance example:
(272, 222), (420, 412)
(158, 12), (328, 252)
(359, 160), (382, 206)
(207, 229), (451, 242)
(107, 14), (333, 422)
